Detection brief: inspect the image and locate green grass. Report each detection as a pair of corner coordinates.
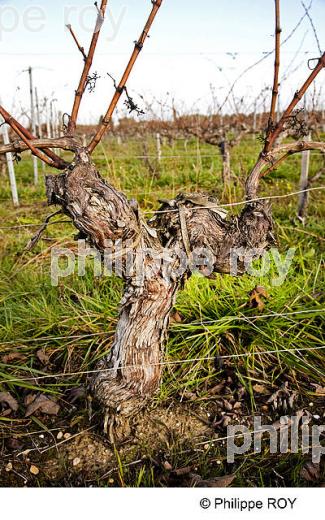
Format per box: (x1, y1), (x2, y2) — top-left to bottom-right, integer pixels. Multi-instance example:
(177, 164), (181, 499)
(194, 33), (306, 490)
(0, 135), (324, 487)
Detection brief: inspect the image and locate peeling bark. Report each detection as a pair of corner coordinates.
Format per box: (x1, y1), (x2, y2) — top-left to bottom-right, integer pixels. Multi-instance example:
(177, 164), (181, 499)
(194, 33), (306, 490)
(46, 149), (273, 419)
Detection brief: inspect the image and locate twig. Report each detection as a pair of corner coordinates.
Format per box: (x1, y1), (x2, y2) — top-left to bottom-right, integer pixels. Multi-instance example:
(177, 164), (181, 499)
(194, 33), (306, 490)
(268, 0), (281, 128)
(301, 1), (322, 54)
(219, 0), (313, 113)
(67, 1), (108, 135)
(246, 54), (325, 198)
(24, 210), (63, 251)
(66, 24), (87, 61)
(264, 52), (325, 153)
(87, 0), (163, 154)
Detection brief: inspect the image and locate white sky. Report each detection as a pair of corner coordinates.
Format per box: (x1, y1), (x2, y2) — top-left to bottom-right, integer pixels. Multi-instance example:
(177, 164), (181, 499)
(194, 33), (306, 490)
(0, 0), (324, 124)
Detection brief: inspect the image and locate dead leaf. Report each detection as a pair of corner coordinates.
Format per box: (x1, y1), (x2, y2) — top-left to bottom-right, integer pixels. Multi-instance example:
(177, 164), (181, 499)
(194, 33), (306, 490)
(6, 438), (24, 451)
(66, 386), (86, 404)
(223, 399), (233, 412)
(272, 410), (305, 431)
(0, 392), (19, 413)
(300, 461), (320, 482)
(222, 416), (232, 427)
(1, 352), (26, 364)
(36, 349), (50, 365)
(24, 394), (60, 417)
(311, 384), (325, 395)
(29, 465), (40, 476)
(248, 286), (269, 312)
(170, 310), (183, 323)
(209, 381), (226, 395)
(266, 382), (297, 412)
(182, 390), (197, 401)
(253, 384), (269, 395)
(190, 472), (235, 487)
(237, 385), (246, 399)
(172, 466), (193, 477)
(24, 394), (36, 407)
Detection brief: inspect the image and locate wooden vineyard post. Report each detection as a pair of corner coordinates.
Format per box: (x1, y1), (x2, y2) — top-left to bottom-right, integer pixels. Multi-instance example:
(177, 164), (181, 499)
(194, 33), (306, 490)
(35, 88), (46, 173)
(1, 122), (19, 207)
(28, 67), (39, 185)
(297, 132), (311, 223)
(156, 132), (162, 162)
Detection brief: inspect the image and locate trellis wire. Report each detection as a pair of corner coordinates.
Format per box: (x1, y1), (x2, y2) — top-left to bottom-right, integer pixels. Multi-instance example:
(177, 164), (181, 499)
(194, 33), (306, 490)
(0, 186), (324, 229)
(0, 308), (323, 385)
(142, 185), (325, 214)
(186, 308), (325, 326)
(0, 220), (71, 230)
(0, 308), (322, 347)
(99, 152), (325, 160)
(1, 344), (324, 386)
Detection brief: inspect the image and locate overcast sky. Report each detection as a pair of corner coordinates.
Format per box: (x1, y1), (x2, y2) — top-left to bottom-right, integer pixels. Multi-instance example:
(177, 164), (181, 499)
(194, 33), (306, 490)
(0, 0), (324, 124)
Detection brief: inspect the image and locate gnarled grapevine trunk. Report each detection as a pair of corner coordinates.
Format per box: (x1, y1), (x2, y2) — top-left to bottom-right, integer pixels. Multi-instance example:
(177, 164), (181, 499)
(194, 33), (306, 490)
(93, 276), (179, 416)
(46, 149), (273, 419)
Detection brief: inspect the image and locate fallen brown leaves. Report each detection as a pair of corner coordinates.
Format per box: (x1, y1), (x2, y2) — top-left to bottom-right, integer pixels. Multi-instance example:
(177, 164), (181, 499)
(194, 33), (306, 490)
(162, 461), (236, 487)
(311, 384), (325, 395)
(300, 460), (321, 482)
(0, 391), (19, 415)
(1, 352), (27, 364)
(248, 285), (270, 312)
(266, 382), (297, 412)
(24, 394), (60, 417)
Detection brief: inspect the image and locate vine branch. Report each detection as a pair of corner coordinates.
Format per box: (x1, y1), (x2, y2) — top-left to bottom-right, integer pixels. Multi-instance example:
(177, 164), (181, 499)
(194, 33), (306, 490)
(87, 0), (163, 154)
(264, 52), (325, 153)
(268, 0), (281, 129)
(0, 106), (68, 169)
(0, 137), (81, 156)
(66, 24), (87, 61)
(67, 0), (108, 135)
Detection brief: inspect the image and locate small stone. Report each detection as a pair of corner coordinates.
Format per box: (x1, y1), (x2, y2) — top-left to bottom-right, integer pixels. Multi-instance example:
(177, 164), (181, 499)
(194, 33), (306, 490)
(73, 457), (81, 467)
(30, 465), (39, 475)
(63, 433), (71, 440)
(57, 431), (63, 440)
(309, 402), (314, 407)
(108, 478), (114, 484)
(5, 462), (13, 472)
